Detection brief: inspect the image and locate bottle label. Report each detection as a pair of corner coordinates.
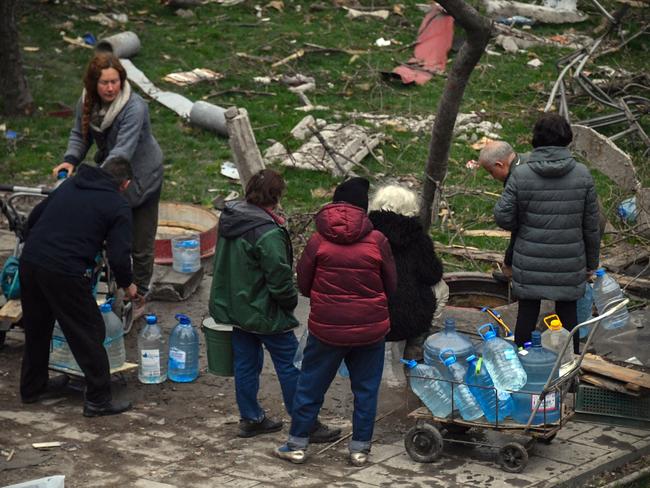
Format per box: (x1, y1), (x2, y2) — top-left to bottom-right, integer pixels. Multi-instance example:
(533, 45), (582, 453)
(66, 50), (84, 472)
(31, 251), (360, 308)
(169, 347), (186, 368)
(503, 349), (517, 360)
(141, 349), (161, 376)
(531, 393), (557, 411)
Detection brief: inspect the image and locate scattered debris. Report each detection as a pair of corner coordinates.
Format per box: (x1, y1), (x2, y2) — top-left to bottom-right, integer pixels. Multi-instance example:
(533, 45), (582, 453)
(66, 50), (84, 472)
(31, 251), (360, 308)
(345, 7), (390, 20)
(61, 35), (93, 50)
(175, 8), (196, 17)
(374, 37), (392, 47)
(225, 107), (266, 189)
(271, 49), (304, 68)
(483, 0), (588, 24)
(527, 58), (543, 68)
(465, 159), (480, 169)
(290, 115), (326, 140)
(470, 136), (496, 150)
(31, 442), (62, 450)
(386, 4), (454, 85)
(163, 68), (223, 86)
(220, 161), (240, 180)
(89, 13), (128, 28)
(23, 46), (40, 52)
(496, 15), (535, 27)
(162, 0), (203, 8)
(494, 24), (593, 51)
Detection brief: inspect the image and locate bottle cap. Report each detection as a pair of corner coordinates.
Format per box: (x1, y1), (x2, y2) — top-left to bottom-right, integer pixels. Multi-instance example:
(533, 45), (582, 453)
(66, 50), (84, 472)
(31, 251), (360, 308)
(57, 169), (69, 180)
(439, 349), (456, 366)
(466, 354), (477, 363)
(99, 302), (112, 313)
(595, 268), (606, 277)
(175, 313), (191, 325)
(400, 359), (417, 369)
(180, 240), (199, 248)
(444, 318), (456, 330)
(145, 314), (157, 325)
(524, 341), (532, 349)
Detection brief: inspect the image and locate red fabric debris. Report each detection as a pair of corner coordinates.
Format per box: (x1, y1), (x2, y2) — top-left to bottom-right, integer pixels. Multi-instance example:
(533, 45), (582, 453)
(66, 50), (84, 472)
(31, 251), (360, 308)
(390, 3), (454, 85)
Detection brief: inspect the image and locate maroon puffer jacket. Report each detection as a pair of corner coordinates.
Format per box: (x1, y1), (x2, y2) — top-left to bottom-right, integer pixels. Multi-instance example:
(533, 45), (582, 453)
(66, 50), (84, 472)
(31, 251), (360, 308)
(297, 203), (397, 346)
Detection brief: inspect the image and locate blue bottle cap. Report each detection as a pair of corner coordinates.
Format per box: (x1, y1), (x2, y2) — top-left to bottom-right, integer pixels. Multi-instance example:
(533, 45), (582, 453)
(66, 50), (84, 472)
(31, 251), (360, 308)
(595, 268), (606, 277)
(99, 302), (112, 313)
(440, 349), (456, 366)
(524, 341), (532, 349)
(175, 313), (191, 325)
(145, 314), (157, 325)
(57, 169), (69, 180)
(400, 359), (418, 369)
(466, 354), (477, 363)
(181, 240), (199, 248)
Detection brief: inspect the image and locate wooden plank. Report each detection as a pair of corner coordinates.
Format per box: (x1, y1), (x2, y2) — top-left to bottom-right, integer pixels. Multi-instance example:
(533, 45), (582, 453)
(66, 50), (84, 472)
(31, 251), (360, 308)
(462, 229), (511, 238)
(580, 374), (641, 396)
(49, 361), (138, 378)
(435, 244), (503, 263)
(582, 354), (650, 389)
(0, 299), (22, 322)
(610, 272), (650, 299)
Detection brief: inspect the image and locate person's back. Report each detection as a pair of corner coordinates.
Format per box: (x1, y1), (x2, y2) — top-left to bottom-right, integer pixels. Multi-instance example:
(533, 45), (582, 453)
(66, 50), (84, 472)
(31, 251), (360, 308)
(22, 163), (132, 283)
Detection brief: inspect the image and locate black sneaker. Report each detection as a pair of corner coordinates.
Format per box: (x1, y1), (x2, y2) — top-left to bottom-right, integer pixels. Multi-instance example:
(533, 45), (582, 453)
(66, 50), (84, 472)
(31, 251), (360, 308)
(22, 375), (70, 404)
(238, 416), (283, 438)
(83, 399), (132, 417)
(309, 420), (342, 444)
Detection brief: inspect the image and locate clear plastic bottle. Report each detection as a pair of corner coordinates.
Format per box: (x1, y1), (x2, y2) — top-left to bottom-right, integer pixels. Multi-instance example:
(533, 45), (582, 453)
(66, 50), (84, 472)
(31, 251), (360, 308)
(512, 331), (560, 425)
(577, 283), (594, 339)
(541, 315), (574, 368)
(478, 323), (527, 392)
(424, 318), (476, 379)
(50, 321), (81, 371)
(293, 330), (308, 370)
(401, 359), (452, 418)
(138, 314), (167, 384)
(168, 314), (199, 382)
(592, 269), (630, 330)
(465, 355), (512, 423)
(100, 302), (126, 370)
(440, 349), (483, 421)
(338, 360), (349, 378)
(172, 237), (201, 273)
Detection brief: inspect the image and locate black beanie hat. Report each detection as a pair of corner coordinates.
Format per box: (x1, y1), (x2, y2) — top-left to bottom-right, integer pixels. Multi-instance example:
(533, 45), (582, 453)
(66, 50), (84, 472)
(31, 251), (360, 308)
(332, 177), (370, 211)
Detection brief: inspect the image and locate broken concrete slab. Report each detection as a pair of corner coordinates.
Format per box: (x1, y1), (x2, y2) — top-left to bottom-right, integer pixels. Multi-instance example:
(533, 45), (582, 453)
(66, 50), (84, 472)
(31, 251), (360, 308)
(149, 264), (204, 302)
(225, 107), (266, 190)
(635, 187), (650, 238)
(484, 0), (588, 23)
(570, 124), (641, 192)
(289, 115), (326, 141)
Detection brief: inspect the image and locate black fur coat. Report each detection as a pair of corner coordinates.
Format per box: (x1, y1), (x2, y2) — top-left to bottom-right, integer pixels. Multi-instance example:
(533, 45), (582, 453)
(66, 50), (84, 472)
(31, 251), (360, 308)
(369, 211), (444, 341)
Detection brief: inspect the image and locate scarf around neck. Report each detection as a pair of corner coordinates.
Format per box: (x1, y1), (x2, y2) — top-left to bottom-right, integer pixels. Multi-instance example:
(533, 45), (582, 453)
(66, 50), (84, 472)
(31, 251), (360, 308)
(85, 80), (132, 133)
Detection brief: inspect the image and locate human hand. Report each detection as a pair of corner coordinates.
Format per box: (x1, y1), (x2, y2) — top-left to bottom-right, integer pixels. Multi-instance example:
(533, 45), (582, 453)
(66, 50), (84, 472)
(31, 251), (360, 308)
(586, 270), (595, 282)
(52, 162), (75, 178)
(502, 264), (513, 280)
(124, 283), (140, 301)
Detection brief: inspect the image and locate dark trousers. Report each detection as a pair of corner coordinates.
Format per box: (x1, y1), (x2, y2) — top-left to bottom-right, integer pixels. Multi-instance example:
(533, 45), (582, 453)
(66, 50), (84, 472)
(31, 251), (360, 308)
(515, 299), (579, 354)
(289, 335), (385, 452)
(19, 261), (111, 403)
(132, 187), (161, 295)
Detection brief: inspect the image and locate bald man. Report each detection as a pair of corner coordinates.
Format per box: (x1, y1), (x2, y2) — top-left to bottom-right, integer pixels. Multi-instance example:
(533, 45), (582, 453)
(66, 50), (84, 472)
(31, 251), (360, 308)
(478, 141), (528, 279)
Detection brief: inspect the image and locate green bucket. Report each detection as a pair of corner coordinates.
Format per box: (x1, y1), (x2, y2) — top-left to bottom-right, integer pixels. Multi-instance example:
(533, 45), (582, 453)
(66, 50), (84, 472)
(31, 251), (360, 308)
(202, 318), (234, 377)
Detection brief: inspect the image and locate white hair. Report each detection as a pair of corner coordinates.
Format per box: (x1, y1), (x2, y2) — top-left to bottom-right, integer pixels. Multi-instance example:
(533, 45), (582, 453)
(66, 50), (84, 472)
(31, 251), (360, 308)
(479, 141), (514, 167)
(369, 185), (419, 216)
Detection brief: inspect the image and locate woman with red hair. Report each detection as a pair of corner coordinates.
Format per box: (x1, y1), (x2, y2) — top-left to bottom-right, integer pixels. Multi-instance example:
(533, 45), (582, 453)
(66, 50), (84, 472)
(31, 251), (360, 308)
(53, 52), (163, 316)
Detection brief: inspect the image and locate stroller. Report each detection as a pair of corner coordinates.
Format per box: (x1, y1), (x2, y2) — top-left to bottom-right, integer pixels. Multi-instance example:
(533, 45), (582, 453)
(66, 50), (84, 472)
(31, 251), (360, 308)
(0, 180), (134, 347)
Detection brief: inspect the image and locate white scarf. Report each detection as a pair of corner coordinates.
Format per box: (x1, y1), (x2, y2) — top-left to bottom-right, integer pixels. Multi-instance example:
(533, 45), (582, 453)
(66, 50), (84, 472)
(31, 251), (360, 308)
(85, 80), (132, 132)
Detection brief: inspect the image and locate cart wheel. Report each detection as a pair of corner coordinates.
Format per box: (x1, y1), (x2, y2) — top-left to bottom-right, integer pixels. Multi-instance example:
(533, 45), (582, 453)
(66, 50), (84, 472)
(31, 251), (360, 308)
(404, 423), (443, 463)
(498, 442), (529, 473)
(540, 433), (557, 445)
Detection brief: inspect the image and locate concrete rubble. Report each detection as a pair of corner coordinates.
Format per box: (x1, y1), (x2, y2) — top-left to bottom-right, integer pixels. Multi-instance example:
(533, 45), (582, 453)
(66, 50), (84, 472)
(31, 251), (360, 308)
(484, 0), (589, 23)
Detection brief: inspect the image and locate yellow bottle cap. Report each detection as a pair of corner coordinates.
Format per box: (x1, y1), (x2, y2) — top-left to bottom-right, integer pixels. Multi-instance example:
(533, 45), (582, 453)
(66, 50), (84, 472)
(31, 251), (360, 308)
(549, 319), (562, 330)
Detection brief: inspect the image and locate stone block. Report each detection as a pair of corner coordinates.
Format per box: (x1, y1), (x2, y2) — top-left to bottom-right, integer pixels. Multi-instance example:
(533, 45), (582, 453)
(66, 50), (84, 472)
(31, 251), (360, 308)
(149, 264), (204, 301)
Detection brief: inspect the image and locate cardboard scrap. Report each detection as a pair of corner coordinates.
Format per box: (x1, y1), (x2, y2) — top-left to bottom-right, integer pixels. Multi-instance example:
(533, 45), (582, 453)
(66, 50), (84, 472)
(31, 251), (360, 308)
(163, 68), (224, 86)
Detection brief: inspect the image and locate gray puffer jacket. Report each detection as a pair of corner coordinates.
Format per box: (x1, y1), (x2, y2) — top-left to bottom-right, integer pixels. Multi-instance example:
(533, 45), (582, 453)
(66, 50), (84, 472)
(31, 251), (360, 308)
(494, 146), (600, 301)
(64, 93), (163, 208)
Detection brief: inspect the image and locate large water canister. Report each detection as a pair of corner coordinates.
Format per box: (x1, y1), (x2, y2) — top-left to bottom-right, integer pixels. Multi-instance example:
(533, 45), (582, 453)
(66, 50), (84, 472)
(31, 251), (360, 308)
(465, 354), (512, 423)
(478, 323), (527, 392)
(512, 331), (560, 425)
(424, 318), (476, 379)
(100, 302), (126, 370)
(168, 314), (200, 382)
(592, 269), (630, 330)
(401, 359), (452, 419)
(440, 350), (483, 421)
(49, 322), (81, 371)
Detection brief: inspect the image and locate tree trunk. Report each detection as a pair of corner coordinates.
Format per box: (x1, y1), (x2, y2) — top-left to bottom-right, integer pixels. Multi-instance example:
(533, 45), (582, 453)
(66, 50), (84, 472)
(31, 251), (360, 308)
(419, 0), (491, 229)
(0, 0), (33, 115)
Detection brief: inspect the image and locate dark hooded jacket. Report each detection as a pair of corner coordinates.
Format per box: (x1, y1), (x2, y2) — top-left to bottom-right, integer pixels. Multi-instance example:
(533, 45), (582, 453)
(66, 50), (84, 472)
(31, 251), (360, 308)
(494, 146), (600, 301)
(297, 203), (397, 347)
(209, 200), (299, 334)
(21, 164), (133, 287)
(368, 211), (443, 341)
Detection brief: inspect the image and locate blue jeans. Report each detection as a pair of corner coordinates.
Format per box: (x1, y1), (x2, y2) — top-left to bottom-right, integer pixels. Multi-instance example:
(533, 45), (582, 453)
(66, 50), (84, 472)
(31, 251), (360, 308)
(232, 327), (300, 422)
(288, 334), (385, 452)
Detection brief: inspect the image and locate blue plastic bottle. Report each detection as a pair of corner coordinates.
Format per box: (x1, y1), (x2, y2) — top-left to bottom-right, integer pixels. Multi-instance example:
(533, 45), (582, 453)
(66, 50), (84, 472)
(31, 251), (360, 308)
(168, 314), (199, 382)
(440, 350), (483, 421)
(424, 318), (476, 379)
(577, 283), (594, 339)
(512, 331), (560, 425)
(592, 269), (629, 330)
(401, 359), (452, 418)
(478, 323), (527, 392)
(465, 355), (512, 423)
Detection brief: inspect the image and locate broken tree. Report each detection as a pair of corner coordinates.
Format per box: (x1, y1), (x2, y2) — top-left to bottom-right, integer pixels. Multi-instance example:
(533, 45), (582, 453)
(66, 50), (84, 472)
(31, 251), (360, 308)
(419, 0), (492, 229)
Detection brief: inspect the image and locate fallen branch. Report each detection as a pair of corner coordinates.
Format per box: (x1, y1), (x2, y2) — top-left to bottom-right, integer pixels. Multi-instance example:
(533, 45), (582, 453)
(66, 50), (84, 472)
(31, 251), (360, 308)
(205, 87), (276, 98)
(271, 49), (305, 68)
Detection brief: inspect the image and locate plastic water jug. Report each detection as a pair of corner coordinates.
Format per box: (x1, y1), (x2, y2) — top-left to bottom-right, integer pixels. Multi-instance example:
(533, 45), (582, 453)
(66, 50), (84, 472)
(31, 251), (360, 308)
(478, 323), (527, 392)
(168, 314), (199, 382)
(466, 355), (512, 423)
(401, 359), (452, 418)
(440, 349), (483, 421)
(172, 235), (201, 273)
(577, 283), (594, 339)
(593, 269), (629, 330)
(617, 196), (637, 223)
(49, 322), (80, 371)
(541, 315), (574, 368)
(424, 318), (476, 379)
(512, 331), (560, 425)
(138, 314), (167, 384)
(100, 302), (126, 370)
